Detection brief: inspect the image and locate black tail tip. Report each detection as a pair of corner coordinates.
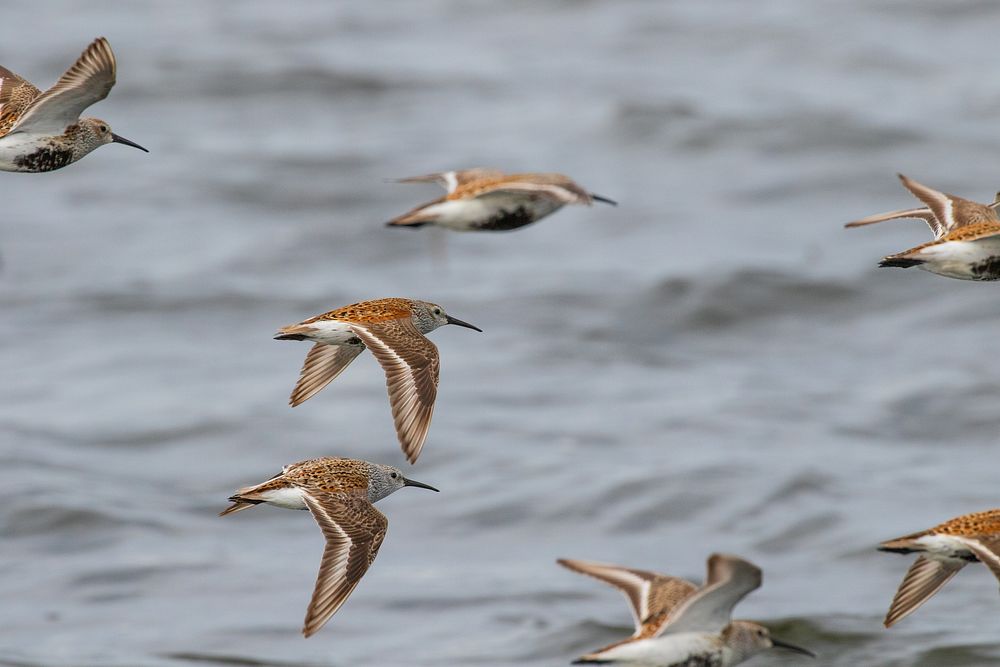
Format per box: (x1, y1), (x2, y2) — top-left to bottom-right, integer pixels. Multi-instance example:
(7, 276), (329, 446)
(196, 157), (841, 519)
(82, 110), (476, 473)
(274, 333), (307, 341)
(386, 220), (428, 229)
(590, 193), (617, 206)
(879, 257), (924, 269)
(877, 545), (915, 554)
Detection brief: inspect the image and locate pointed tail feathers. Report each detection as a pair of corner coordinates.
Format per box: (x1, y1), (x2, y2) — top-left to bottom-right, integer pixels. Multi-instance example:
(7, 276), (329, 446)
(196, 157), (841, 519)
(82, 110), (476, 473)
(219, 498), (261, 517)
(879, 255), (925, 269)
(274, 324), (313, 341)
(385, 210), (435, 228)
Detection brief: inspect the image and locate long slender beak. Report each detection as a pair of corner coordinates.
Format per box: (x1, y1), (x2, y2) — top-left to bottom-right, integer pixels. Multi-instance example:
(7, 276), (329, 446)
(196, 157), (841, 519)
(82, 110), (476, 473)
(771, 638), (815, 658)
(111, 133), (149, 153)
(445, 315), (483, 332)
(590, 193), (617, 206)
(402, 477), (439, 492)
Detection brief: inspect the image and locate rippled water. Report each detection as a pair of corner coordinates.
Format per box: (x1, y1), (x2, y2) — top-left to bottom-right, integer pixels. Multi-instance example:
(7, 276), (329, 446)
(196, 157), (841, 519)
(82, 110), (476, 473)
(4, 1), (1000, 665)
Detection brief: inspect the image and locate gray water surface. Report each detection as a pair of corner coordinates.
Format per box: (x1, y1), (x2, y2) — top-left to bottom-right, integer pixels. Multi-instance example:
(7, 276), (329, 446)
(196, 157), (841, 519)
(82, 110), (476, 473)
(4, 1), (1000, 665)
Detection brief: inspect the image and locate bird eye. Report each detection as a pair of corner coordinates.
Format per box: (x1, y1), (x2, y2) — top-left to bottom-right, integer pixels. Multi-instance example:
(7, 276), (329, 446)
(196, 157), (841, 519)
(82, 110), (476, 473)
(390, 472), (398, 479)
(434, 308), (441, 315)
(99, 125), (108, 132)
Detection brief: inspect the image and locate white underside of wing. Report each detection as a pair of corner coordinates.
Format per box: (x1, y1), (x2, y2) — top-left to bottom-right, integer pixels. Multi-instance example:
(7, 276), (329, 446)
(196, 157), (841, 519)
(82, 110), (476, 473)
(656, 558), (760, 637)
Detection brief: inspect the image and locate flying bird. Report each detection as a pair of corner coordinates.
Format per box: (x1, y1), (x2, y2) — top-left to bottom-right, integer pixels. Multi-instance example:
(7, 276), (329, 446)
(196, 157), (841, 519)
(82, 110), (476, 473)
(880, 508), (1000, 628)
(386, 168), (616, 232)
(847, 175), (1000, 280)
(220, 456), (439, 637)
(275, 297), (481, 463)
(0, 37), (147, 172)
(559, 554), (813, 666)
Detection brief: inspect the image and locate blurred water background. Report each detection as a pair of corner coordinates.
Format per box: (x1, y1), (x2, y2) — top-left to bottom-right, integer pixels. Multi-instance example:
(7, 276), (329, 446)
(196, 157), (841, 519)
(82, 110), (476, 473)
(4, 1), (1000, 665)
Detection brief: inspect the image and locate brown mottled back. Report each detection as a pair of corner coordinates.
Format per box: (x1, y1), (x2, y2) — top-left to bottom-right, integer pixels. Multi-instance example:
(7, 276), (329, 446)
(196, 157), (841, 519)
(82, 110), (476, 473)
(281, 457), (371, 495)
(448, 172), (588, 200)
(0, 66), (41, 137)
(942, 221), (1000, 242)
(887, 221), (1000, 262)
(305, 298), (414, 325)
(884, 508), (1000, 547)
(933, 509), (1000, 536)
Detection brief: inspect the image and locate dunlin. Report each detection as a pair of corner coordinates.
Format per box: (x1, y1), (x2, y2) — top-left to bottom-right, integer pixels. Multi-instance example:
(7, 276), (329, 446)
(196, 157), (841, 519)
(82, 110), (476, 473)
(559, 555), (813, 666)
(879, 508), (1000, 628)
(847, 175), (1000, 280)
(0, 37), (147, 172)
(220, 456), (438, 637)
(275, 298), (481, 464)
(385, 168), (616, 231)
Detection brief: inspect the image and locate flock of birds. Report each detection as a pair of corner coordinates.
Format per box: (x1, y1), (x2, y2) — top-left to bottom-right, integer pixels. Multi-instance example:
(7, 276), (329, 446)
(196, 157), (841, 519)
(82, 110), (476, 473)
(7, 35), (1000, 667)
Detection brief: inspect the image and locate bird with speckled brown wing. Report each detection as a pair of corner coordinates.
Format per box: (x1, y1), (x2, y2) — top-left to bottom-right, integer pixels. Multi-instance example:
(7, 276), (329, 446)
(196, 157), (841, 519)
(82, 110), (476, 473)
(560, 554), (814, 666)
(879, 509), (1000, 628)
(220, 456), (438, 637)
(847, 174), (1000, 280)
(558, 557), (700, 653)
(274, 298), (481, 464)
(386, 168), (616, 232)
(0, 37), (146, 172)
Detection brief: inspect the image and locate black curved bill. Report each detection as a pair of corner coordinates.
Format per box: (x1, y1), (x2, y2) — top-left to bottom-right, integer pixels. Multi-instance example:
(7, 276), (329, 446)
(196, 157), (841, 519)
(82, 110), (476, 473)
(402, 477), (439, 492)
(772, 638), (816, 658)
(111, 133), (149, 153)
(445, 315), (482, 332)
(590, 193), (617, 206)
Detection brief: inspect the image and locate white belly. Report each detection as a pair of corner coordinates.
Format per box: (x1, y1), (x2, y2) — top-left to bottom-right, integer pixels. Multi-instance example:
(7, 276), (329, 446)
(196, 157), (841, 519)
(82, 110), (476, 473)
(590, 633), (722, 666)
(420, 196), (564, 231)
(299, 319), (361, 346)
(420, 199), (499, 230)
(918, 237), (1000, 280)
(260, 486), (307, 510)
(915, 534), (975, 561)
(0, 133), (73, 172)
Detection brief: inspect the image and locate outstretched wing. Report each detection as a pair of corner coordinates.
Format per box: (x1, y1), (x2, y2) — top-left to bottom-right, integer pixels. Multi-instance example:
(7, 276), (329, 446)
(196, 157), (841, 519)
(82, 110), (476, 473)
(0, 66), (41, 137)
(896, 174), (998, 237)
(349, 318), (439, 464)
(396, 168), (506, 193)
(883, 556), (963, 628)
(9, 37), (116, 135)
(657, 553), (761, 636)
(300, 491), (388, 637)
(558, 558), (697, 636)
(288, 342), (365, 407)
(845, 207), (945, 238)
